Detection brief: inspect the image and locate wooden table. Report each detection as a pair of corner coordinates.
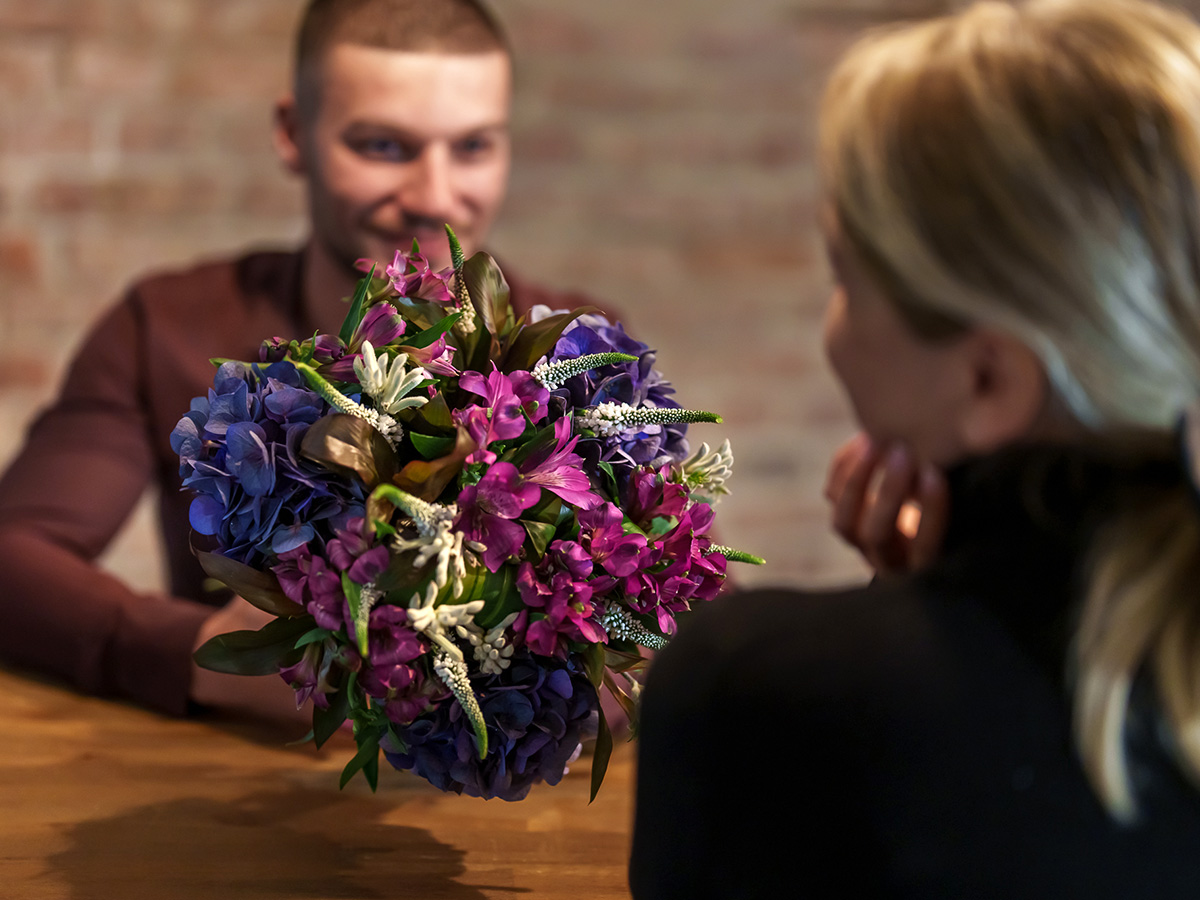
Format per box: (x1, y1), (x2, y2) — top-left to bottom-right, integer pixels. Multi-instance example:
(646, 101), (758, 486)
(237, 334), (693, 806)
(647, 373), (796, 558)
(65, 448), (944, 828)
(0, 666), (635, 899)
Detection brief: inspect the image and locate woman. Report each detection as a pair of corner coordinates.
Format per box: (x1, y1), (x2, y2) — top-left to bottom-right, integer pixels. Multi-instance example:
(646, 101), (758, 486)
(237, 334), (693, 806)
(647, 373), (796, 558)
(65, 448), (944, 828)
(630, 1), (1200, 896)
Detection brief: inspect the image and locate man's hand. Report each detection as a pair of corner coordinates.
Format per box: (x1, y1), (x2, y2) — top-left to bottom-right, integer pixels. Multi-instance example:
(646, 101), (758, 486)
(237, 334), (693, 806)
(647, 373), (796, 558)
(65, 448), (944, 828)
(824, 433), (949, 575)
(189, 595), (312, 734)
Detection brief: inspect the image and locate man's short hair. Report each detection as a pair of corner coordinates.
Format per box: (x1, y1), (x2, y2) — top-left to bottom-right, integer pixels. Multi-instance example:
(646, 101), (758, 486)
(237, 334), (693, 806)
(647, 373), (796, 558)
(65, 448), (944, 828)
(295, 0), (509, 110)
(298, 0), (507, 65)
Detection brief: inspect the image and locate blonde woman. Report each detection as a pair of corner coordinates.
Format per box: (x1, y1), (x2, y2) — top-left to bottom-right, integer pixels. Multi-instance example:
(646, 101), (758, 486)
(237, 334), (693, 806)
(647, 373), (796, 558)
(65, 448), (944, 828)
(631, 1), (1200, 896)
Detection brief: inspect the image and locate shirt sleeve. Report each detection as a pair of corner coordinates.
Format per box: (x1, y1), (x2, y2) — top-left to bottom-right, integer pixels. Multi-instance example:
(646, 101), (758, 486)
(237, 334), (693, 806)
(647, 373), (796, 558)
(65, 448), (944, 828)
(0, 292), (213, 714)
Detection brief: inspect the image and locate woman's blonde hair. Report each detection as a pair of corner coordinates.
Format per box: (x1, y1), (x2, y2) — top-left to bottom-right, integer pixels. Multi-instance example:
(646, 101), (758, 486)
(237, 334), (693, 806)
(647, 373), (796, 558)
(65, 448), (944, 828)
(820, 0), (1200, 820)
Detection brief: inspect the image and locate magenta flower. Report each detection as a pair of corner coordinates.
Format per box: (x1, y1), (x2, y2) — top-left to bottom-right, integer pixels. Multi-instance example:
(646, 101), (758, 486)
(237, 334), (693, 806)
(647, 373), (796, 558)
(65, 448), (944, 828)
(518, 417), (603, 510)
(456, 366), (549, 464)
(315, 303), (408, 381)
(386, 248), (455, 304)
(577, 502), (657, 578)
(514, 540), (612, 657)
(326, 517), (390, 585)
(273, 545), (349, 632)
(455, 462), (542, 571)
(400, 333), (458, 377)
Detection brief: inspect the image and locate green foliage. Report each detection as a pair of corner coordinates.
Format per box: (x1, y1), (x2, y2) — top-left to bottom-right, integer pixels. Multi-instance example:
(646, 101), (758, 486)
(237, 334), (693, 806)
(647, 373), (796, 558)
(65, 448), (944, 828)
(192, 615), (313, 676)
(196, 551), (304, 617)
(338, 265), (375, 345)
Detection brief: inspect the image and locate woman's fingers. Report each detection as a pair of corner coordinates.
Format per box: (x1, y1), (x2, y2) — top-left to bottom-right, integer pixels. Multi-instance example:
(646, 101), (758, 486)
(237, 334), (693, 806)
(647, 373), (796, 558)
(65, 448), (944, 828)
(858, 444), (918, 572)
(825, 435), (947, 575)
(906, 463), (949, 571)
(827, 433), (882, 549)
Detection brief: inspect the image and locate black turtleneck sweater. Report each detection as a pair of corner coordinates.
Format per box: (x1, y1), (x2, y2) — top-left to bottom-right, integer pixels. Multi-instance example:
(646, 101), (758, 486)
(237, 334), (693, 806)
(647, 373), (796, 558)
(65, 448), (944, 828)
(630, 446), (1200, 899)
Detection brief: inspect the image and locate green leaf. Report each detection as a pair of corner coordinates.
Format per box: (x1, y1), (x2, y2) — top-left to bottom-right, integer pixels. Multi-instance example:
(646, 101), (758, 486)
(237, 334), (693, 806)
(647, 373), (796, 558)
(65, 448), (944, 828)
(459, 565), (520, 631)
(294, 627), (334, 649)
(502, 307), (599, 373)
(521, 519), (557, 558)
(403, 312), (462, 349)
(338, 266), (375, 345)
(196, 551), (305, 617)
(342, 572), (369, 657)
(300, 413), (399, 488)
(462, 251), (512, 337)
(387, 295), (449, 333)
(589, 705), (614, 803)
(192, 615), (312, 676)
(603, 670), (640, 736)
(418, 391), (454, 429)
(393, 425), (476, 502)
(583, 640), (606, 689)
(339, 726), (382, 789)
(408, 432), (456, 460)
(313, 677), (351, 749)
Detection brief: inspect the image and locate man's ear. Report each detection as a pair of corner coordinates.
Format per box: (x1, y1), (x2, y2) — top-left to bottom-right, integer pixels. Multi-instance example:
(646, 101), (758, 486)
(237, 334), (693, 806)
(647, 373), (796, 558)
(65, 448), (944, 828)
(272, 94), (306, 176)
(956, 329), (1048, 454)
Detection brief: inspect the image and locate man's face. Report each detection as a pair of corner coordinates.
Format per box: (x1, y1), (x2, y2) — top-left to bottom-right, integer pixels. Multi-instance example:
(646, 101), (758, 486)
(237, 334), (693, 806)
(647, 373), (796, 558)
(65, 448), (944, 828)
(287, 45), (512, 274)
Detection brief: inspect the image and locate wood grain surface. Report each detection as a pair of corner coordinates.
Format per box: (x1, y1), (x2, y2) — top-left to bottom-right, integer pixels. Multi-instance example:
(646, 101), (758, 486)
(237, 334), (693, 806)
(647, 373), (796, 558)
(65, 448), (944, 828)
(0, 666), (635, 900)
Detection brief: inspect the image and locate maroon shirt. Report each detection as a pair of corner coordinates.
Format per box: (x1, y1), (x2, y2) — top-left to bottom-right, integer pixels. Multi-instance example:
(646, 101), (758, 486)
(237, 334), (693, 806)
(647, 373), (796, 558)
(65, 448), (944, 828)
(0, 248), (601, 714)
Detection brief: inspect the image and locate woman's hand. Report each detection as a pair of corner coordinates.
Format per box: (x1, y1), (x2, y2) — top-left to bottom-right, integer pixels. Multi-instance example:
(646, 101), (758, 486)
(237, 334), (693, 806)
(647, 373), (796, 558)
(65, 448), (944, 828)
(189, 595), (313, 735)
(824, 432), (949, 575)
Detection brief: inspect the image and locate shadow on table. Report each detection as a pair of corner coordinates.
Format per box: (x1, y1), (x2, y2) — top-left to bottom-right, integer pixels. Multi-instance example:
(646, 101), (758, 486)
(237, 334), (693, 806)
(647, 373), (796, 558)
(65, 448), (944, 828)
(47, 783), (529, 899)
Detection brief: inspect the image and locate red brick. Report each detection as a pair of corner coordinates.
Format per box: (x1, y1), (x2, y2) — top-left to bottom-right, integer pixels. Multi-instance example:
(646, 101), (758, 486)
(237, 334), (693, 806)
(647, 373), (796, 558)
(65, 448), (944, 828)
(33, 174), (231, 216)
(0, 235), (41, 286)
(0, 40), (62, 98)
(170, 47), (289, 99)
(233, 178), (304, 218)
(117, 109), (208, 153)
(67, 43), (170, 98)
(0, 353), (52, 390)
(190, 1), (301, 40)
(0, 0), (102, 31)
(0, 106), (94, 154)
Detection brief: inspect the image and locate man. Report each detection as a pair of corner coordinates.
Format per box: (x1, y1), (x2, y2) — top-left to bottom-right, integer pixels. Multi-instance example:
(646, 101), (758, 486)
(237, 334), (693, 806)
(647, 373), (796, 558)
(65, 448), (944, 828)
(0, 0), (593, 728)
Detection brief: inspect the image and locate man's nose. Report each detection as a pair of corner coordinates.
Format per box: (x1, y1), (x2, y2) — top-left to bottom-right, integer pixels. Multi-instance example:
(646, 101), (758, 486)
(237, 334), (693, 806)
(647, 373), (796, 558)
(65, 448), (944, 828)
(397, 145), (456, 220)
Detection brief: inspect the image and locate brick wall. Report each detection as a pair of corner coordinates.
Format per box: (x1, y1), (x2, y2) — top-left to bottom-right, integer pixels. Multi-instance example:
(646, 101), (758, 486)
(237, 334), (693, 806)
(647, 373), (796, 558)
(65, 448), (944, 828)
(3, 0), (1197, 595)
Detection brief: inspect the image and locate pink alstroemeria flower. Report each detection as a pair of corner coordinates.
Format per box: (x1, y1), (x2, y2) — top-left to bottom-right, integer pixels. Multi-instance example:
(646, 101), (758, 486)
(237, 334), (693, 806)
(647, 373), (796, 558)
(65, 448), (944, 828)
(519, 417), (602, 510)
(455, 462), (542, 571)
(455, 366), (549, 464)
(386, 248), (456, 305)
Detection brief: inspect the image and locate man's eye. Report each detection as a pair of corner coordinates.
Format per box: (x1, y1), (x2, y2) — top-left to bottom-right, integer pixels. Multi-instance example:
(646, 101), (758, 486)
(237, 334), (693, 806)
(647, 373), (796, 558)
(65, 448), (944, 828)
(351, 137), (412, 161)
(454, 136), (494, 159)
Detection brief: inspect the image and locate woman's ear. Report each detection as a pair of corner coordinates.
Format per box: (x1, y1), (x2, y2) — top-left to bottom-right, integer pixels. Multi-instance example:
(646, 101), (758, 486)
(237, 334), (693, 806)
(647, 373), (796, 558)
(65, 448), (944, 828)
(956, 329), (1048, 454)
(272, 95), (306, 176)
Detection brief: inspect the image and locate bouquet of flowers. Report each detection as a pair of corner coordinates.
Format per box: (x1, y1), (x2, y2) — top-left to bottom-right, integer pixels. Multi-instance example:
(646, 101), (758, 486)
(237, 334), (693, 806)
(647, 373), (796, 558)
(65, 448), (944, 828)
(175, 229), (760, 800)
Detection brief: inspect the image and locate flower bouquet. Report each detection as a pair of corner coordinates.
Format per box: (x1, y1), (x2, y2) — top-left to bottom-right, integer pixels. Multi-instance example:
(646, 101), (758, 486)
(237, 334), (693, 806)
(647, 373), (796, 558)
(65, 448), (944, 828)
(176, 229), (760, 800)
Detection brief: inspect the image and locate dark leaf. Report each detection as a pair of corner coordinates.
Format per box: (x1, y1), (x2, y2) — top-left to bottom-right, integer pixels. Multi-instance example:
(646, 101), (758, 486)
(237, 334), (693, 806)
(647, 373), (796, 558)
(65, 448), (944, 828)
(196, 551), (305, 617)
(192, 615), (312, 676)
(393, 425), (476, 502)
(409, 432), (456, 460)
(313, 676), (351, 748)
(589, 707), (613, 803)
(521, 519), (556, 558)
(460, 565), (520, 631)
(502, 307), (599, 373)
(582, 640), (606, 689)
(301, 413), (399, 488)
(403, 312), (462, 349)
(418, 392), (454, 429)
(339, 726), (382, 789)
(462, 251), (511, 337)
(338, 267), (374, 345)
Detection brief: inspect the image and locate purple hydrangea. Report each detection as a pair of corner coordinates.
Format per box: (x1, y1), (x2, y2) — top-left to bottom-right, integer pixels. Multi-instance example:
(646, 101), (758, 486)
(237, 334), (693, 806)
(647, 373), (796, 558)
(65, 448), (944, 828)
(170, 360), (365, 568)
(546, 314), (689, 475)
(382, 652), (599, 801)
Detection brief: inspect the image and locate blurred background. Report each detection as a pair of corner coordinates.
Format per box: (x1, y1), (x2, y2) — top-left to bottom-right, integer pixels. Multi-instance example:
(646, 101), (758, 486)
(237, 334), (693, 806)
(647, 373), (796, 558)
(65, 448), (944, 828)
(6, 0), (1194, 595)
